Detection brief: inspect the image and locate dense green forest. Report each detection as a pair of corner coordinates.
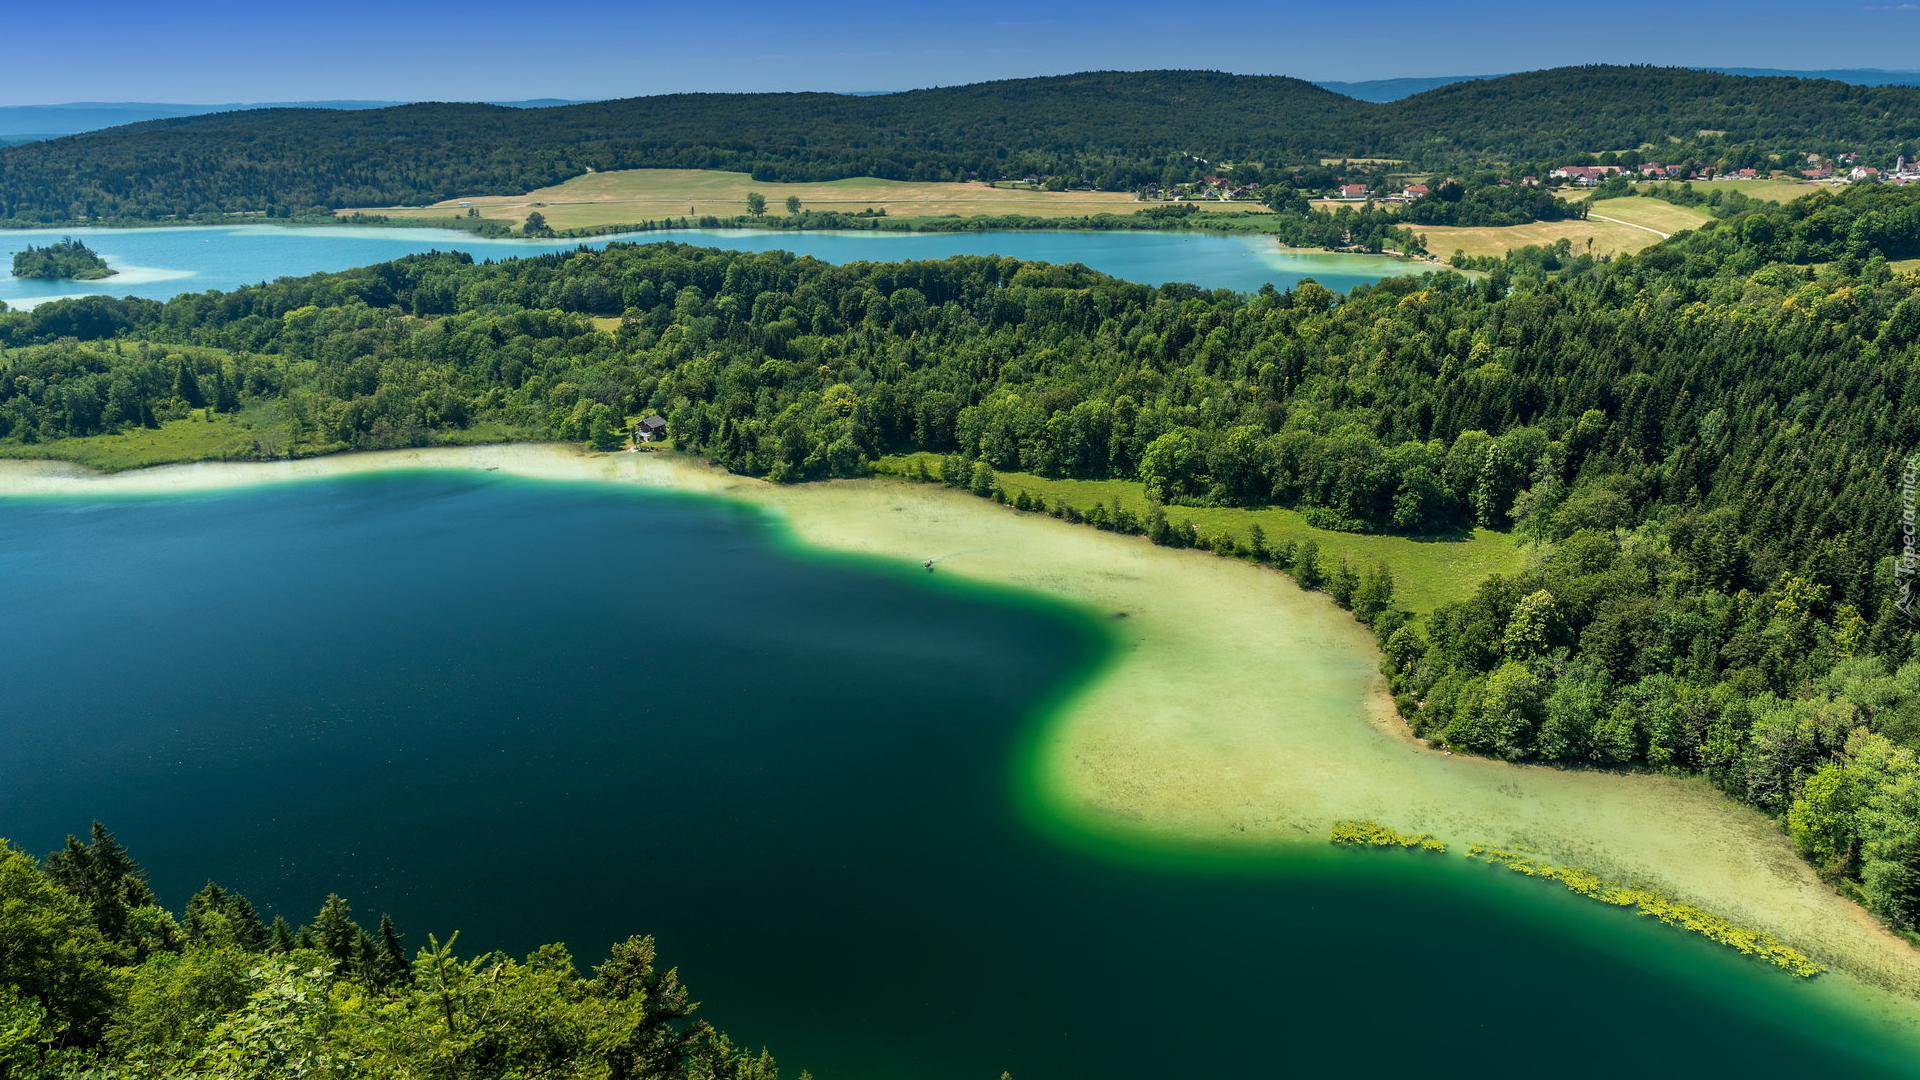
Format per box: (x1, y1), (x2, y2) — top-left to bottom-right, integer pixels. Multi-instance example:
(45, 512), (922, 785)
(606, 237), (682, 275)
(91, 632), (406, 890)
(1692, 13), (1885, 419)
(11, 238), (112, 280)
(2, 66), (1918, 224)
(1, 823), (786, 1078)
(7, 183), (1920, 931)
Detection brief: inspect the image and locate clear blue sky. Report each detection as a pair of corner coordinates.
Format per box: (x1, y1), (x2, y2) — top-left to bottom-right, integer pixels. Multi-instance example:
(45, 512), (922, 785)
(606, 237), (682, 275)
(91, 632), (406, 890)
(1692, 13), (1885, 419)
(8, 0), (1914, 104)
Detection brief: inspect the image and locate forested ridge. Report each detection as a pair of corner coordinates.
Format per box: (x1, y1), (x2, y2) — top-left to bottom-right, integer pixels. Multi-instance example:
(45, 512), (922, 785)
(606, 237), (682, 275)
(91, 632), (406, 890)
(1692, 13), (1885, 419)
(1, 823), (787, 1078)
(8, 184), (1920, 933)
(5, 66), (1920, 223)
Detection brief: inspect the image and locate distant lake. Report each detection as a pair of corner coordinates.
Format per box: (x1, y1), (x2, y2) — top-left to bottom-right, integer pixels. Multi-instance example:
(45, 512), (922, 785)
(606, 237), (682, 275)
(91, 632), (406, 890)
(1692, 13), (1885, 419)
(3, 471), (1917, 1079)
(0, 224), (1428, 310)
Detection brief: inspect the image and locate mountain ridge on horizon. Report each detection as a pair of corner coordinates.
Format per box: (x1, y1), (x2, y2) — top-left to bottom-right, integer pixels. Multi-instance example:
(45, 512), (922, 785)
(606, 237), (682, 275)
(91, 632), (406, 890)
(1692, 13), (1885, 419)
(1319, 66), (1920, 101)
(0, 98), (588, 144)
(8, 63), (1920, 143)
(7, 64), (1920, 222)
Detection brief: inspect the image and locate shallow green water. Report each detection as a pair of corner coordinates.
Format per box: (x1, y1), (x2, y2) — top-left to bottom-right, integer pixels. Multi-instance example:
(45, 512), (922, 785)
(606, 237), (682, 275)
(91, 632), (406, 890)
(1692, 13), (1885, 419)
(2, 472), (1916, 1078)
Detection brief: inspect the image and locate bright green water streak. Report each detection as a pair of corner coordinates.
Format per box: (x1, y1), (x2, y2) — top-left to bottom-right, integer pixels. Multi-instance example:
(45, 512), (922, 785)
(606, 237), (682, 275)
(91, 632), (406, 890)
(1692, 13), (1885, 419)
(1, 470), (1915, 1078)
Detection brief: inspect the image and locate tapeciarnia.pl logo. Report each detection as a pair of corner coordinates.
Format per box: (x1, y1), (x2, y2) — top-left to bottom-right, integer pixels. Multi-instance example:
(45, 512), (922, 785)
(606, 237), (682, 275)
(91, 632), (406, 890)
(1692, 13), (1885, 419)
(1899, 454), (1919, 618)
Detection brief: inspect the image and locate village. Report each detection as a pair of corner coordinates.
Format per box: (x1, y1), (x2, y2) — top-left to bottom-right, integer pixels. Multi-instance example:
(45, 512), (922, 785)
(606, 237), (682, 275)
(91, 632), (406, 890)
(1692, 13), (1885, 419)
(1128, 151), (1920, 207)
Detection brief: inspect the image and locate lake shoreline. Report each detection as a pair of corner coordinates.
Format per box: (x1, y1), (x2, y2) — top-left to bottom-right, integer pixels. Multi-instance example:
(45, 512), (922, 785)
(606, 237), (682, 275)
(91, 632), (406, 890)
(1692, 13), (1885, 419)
(6, 442), (1920, 1038)
(1, 224), (1431, 313)
(0, 213), (1439, 268)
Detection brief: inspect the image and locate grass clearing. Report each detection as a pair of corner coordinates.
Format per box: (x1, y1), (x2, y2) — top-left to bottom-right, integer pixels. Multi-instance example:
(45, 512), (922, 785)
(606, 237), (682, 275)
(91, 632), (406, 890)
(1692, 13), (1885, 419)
(351, 169), (1186, 232)
(0, 413), (272, 472)
(0, 414), (524, 472)
(1581, 197), (1713, 236)
(877, 453), (1522, 617)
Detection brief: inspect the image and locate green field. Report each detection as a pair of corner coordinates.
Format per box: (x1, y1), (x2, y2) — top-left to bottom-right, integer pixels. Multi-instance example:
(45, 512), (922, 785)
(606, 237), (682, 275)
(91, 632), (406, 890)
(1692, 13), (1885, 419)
(877, 453), (1522, 617)
(0, 412), (275, 472)
(0, 413), (521, 472)
(1580, 196), (1714, 236)
(349, 168), (1270, 232)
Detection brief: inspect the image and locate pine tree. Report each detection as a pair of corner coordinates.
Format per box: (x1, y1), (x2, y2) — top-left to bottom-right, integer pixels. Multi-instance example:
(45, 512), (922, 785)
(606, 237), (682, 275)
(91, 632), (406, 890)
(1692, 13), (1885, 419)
(309, 894), (362, 964)
(270, 915), (296, 953)
(46, 822), (156, 943)
(226, 893), (269, 951)
(1294, 540), (1323, 589)
(212, 365), (240, 412)
(1328, 555), (1360, 609)
(173, 363), (205, 408)
(377, 913), (410, 987)
(85, 822), (154, 908)
(185, 880), (227, 944)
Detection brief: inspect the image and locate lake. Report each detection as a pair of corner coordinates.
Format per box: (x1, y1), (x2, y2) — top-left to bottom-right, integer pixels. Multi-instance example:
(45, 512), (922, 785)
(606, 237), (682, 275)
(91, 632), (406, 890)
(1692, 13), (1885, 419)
(0, 224), (1428, 310)
(3, 469), (1917, 1079)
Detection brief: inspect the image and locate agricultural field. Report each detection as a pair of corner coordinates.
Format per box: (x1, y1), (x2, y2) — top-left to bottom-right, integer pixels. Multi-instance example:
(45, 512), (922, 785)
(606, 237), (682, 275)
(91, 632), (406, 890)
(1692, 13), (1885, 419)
(350, 169), (1263, 231)
(1414, 196), (1713, 260)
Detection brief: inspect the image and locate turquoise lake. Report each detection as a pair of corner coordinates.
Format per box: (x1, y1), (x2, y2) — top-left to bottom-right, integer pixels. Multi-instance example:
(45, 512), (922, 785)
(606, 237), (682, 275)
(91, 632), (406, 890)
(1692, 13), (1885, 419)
(0, 224), (1427, 309)
(3, 472), (1919, 1078)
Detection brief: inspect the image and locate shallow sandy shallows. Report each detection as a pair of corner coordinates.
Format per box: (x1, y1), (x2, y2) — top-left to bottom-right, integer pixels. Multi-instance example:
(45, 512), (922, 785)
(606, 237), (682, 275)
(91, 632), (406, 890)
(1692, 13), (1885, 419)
(7, 444), (1920, 1022)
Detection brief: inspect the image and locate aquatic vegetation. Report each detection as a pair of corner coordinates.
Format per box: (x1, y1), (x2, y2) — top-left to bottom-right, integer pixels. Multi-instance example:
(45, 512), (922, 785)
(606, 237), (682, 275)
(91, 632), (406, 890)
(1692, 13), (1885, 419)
(1464, 842), (1825, 978)
(1328, 819), (1446, 852)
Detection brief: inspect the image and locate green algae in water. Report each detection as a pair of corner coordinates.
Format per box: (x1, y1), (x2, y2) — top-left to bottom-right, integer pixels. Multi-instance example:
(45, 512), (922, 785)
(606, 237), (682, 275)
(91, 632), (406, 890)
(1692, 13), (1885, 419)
(1331, 818), (1448, 852)
(1463, 842), (1827, 978)
(2, 469), (1918, 1078)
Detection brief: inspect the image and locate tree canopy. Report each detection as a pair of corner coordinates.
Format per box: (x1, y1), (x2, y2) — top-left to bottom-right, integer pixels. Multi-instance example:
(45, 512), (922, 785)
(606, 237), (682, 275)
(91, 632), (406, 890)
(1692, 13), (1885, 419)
(0, 824), (785, 1078)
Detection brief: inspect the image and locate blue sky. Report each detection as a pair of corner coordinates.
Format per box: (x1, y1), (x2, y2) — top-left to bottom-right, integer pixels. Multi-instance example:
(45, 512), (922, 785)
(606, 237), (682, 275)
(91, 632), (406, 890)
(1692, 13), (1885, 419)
(10, 0), (1917, 104)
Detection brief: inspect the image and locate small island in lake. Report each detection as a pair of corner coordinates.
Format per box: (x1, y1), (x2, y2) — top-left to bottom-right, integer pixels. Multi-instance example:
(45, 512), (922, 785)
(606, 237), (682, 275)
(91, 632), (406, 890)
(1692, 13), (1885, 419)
(11, 236), (115, 279)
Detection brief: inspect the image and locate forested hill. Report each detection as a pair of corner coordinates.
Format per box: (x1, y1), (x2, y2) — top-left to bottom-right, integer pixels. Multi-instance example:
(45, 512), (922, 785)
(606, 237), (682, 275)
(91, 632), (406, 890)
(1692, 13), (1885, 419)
(1388, 66), (1920, 158)
(0, 71), (1350, 222)
(6, 66), (1920, 223)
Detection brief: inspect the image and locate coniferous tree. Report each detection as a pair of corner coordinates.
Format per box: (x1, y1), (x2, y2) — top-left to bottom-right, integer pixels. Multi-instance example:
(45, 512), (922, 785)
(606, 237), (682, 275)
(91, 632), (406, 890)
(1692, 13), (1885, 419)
(1328, 555), (1360, 609)
(172, 363), (205, 409)
(377, 912), (410, 988)
(1294, 540), (1323, 590)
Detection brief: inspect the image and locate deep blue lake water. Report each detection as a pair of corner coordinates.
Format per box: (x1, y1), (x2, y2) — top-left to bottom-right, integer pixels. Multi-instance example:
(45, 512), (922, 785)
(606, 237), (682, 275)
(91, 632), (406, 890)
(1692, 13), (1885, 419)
(0, 224), (1427, 310)
(3, 472), (1918, 1079)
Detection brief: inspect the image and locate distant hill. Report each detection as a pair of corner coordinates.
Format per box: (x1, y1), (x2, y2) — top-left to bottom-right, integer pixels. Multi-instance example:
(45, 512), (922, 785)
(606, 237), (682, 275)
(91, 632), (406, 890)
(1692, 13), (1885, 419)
(1314, 76), (1490, 102)
(1707, 67), (1920, 86)
(0, 99), (588, 143)
(1318, 67), (1920, 102)
(4, 66), (1919, 224)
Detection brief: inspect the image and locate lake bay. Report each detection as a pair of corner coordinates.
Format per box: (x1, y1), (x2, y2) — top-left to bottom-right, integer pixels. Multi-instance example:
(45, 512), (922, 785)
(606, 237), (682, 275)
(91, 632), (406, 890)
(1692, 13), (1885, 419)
(3, 468), (1918, 1078)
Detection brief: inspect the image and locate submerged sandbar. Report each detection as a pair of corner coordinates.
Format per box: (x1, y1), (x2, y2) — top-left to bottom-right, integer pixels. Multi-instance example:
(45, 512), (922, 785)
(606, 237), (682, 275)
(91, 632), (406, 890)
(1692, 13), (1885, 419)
(5, 443), (1920, 1030)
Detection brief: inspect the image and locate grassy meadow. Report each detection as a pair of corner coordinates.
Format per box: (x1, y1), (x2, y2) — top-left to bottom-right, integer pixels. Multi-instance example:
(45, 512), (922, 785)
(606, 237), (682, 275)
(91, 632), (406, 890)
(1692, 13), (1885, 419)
(876, 452), (1522, 618)
(0, 412), (275, 472)
(0, 412), (521, 472)
(1580, 196), (1714, 236)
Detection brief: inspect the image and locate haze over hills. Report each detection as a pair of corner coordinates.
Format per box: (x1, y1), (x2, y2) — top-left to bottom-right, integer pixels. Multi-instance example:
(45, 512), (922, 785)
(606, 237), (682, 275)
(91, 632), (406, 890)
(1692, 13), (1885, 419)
(5, 65), (1920, 224)
(1318, 66), (1920, 101)
(0, 99), (588, 145)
